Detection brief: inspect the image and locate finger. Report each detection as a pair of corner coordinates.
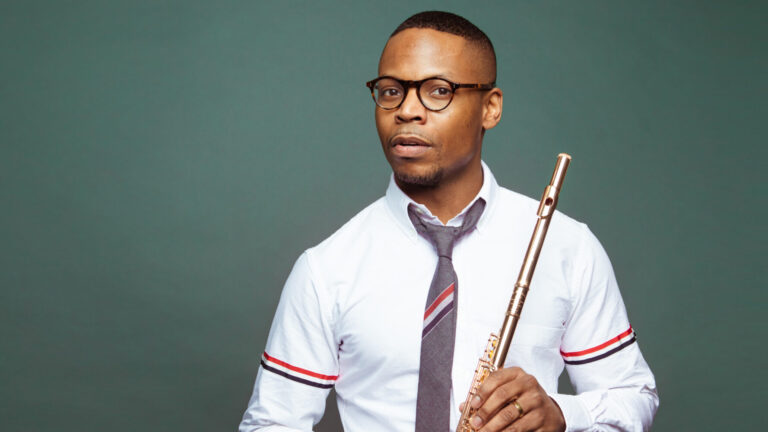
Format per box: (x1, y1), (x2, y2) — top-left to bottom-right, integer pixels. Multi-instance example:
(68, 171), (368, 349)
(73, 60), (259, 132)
(478, 400), (528, 432)
(472, 367), (525, 409)
(471, 380), (523, 429)
(498, 410), (542, 432)
(473, 371), (541, 428)
(478, 389), (546, 432)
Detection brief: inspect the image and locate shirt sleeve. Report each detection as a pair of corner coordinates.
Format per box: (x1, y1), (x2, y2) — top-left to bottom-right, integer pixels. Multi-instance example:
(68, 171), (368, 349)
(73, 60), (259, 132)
(550, 224), (659, 432)
(239, 251), (339, 432)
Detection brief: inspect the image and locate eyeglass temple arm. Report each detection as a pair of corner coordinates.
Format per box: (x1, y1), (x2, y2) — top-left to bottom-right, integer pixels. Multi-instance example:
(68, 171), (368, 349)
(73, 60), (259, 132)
(455, 82), (496, 90)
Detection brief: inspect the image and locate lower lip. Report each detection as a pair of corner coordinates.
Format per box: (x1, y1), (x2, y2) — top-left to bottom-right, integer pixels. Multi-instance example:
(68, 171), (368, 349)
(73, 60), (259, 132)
(392, 144), (430, 158)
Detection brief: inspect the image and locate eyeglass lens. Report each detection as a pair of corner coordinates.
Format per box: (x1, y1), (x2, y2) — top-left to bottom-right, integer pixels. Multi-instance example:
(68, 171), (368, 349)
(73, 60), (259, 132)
(373, 78), (454, 111)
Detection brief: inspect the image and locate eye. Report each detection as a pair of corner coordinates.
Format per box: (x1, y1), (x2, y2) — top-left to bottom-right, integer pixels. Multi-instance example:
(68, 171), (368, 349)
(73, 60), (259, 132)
(423, 80), (453, 100)
(380, 87), (402, 98)
(431, 87), (451, 97)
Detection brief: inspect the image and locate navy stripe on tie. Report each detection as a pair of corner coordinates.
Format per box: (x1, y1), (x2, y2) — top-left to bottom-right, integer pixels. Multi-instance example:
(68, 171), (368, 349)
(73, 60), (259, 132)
(422, 300), (453, 338)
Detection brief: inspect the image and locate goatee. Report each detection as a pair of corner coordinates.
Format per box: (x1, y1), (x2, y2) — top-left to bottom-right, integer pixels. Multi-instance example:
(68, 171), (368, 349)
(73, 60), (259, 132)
(394, 167), (443, 188)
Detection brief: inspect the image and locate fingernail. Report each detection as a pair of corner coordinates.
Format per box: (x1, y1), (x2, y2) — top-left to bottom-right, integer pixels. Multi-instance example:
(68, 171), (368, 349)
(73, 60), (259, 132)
(471, 416), (483, 428)
(459, 402), (465, 411)
(471, 396), (482, 408)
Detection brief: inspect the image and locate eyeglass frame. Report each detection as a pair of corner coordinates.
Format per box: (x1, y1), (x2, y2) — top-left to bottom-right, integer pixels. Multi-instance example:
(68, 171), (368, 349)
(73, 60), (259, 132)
(365, 76), (496, 112)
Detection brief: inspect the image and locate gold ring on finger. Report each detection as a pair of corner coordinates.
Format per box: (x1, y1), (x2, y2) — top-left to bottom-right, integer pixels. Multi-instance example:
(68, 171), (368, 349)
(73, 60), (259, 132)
(512, 399), (525, 419)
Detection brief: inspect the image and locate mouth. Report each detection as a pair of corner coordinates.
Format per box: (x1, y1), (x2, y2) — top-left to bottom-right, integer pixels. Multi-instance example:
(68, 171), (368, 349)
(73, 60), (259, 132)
(389, 135), (432, 158)
(390, 134), (432, 159)
(391, 134), (431, 147)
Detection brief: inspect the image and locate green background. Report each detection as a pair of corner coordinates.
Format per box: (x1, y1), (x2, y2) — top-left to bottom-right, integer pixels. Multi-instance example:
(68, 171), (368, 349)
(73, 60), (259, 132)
(1, 1), (765, 430)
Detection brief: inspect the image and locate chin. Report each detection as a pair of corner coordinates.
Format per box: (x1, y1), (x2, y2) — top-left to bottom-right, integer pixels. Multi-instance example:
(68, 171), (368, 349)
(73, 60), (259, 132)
(393, 166), (443, 187)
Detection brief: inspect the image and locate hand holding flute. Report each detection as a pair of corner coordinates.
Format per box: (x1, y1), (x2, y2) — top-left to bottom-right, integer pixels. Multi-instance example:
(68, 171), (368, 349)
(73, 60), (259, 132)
(458, 367), (565, 431)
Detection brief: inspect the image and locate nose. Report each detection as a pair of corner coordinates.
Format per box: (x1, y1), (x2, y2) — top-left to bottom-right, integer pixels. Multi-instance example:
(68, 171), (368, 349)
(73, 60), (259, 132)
(395, 87), (427, 124)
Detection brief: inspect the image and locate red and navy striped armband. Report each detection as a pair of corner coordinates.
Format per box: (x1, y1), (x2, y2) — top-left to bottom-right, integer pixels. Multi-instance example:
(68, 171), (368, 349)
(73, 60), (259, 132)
(560, 326), (637, 365)
(260, 352), (338, 389)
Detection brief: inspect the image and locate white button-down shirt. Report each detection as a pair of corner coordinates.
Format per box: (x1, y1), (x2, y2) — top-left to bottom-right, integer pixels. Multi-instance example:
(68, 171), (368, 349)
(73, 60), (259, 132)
(240, 162), (658, 431)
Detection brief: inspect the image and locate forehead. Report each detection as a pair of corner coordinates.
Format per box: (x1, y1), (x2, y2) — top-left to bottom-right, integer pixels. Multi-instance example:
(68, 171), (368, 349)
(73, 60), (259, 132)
(378, 28), (483, 82)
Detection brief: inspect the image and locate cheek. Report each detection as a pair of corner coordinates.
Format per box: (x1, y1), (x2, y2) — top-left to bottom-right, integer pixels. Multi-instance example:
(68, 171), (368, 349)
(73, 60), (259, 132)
(374, 110), (388, 140)
(458, 106), (484, 138)
(442, 109), (481, 143)
(438, 107), (484, 159)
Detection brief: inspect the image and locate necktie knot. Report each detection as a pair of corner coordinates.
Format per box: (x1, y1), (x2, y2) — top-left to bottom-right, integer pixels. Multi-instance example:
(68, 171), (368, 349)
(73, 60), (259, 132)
(420, 224), (459, 258)
(407, 199), (486, 258)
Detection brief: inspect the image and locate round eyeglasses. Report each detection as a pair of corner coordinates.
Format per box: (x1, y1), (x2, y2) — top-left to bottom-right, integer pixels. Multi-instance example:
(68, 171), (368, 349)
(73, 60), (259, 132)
(365, 76), (496, 112)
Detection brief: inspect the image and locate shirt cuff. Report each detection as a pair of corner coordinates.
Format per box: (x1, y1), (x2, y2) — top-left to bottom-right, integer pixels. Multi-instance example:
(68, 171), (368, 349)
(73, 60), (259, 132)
(550, 393), (592, 432)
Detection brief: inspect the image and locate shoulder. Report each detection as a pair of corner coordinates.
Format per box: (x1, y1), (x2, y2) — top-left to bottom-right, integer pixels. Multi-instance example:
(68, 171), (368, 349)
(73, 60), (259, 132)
(493, 185), (590, 246)
(301, 196), (398, 276)
(492, 185), (608, 293)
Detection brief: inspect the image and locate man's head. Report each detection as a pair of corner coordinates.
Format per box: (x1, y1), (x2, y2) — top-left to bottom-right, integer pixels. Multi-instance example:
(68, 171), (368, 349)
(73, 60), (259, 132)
(390, 11), (497, 83)
(372, 11), (502, 189)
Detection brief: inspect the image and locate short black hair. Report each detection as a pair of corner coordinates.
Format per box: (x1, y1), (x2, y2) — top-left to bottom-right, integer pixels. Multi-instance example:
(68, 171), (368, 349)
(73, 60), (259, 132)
(391, 11), (496, 79)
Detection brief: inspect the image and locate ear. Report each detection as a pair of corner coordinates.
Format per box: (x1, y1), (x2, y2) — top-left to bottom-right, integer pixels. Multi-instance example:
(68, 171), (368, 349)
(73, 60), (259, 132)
(481, 88), (503, 131)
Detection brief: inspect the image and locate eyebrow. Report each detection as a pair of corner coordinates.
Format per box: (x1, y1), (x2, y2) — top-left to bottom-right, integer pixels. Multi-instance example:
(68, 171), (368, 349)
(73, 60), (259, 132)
(432, 74), (452, 80)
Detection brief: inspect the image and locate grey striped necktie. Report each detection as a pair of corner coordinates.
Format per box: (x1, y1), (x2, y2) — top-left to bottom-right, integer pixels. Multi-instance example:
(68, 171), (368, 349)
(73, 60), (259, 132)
(408, 199), (486, 432)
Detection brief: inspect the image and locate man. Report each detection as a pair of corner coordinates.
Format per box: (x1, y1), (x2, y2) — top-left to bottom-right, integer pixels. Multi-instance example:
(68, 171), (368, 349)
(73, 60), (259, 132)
(240, 11), (658, 432)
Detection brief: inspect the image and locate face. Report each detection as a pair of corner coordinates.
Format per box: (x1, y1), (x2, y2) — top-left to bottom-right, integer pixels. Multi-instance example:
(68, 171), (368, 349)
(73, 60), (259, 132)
(375, 28), (501, 188)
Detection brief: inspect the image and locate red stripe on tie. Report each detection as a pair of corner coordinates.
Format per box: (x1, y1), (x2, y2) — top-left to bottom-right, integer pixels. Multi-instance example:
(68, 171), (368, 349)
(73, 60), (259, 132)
(424, 283), (455, 320)
(560, 326), (634, 357)
(262, 352), (339, 380)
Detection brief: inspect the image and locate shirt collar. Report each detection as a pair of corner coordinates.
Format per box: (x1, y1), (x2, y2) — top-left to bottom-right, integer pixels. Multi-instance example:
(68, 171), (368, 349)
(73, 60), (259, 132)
(385, 161), (498, 240)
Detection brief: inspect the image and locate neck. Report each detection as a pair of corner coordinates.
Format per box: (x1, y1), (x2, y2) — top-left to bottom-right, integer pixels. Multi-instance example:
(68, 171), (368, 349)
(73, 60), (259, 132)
(397, 164), (484, 224)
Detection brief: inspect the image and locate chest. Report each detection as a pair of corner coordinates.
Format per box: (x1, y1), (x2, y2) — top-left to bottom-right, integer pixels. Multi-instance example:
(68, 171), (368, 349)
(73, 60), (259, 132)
(331, 238), (572, 393)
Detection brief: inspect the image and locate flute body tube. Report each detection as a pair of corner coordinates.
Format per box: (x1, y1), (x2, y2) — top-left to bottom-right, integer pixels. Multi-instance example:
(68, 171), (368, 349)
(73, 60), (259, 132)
(457, 153), (572, 431)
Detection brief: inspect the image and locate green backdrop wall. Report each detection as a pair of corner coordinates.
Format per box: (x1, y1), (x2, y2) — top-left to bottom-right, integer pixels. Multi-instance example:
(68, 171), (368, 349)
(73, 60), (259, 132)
(1, 1), (764, 430)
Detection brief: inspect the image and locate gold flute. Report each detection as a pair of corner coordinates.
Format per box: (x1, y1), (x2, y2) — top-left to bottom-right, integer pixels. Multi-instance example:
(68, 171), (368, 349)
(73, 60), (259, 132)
(457, 153), (572, 431)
